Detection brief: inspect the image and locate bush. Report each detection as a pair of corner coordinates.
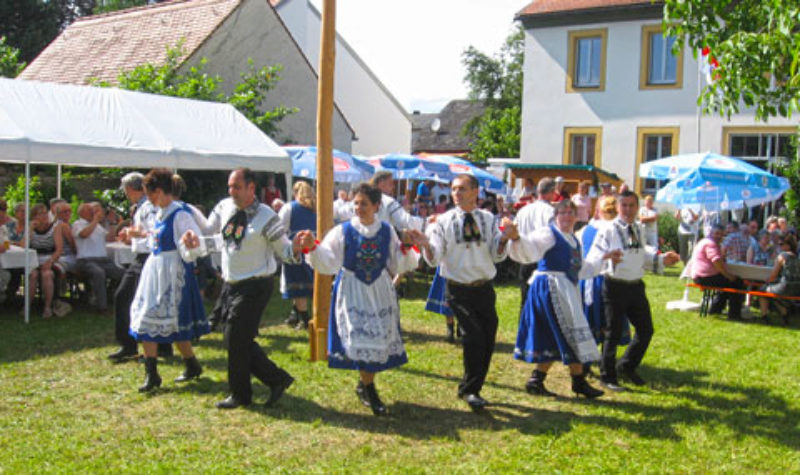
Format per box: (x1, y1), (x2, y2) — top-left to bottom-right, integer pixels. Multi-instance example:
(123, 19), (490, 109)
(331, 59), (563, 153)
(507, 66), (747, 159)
(658, 211), (678, 252)
(4, 175), (43, 208)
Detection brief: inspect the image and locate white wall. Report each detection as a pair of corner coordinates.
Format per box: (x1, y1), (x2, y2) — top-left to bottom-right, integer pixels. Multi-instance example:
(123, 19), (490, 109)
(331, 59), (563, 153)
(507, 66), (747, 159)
(521, 18), (799, 186)
(186, 0), (354, 152)
(276, 0), (411, 156)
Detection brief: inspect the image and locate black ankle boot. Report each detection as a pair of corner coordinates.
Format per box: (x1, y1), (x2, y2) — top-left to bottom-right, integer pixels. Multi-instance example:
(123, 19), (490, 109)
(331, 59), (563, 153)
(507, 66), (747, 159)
(355, 381), (371, 408)
(295, 311), (310, 330)
(139, 357), (162, 393)
(285, 306), (299, 326)
(446, 323), (455, 343)
(364, 383), (387, 416)
(525, 369), (556, 396)
(174, 356), (203, 383)
(572, 372), (604, 399)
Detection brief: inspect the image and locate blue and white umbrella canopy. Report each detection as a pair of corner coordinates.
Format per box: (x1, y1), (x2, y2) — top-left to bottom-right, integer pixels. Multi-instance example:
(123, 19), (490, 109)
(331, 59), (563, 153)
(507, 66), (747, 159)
(419, 154), (507, 194)
(651, 154), (790, 211)
(283, 145), (374, 182)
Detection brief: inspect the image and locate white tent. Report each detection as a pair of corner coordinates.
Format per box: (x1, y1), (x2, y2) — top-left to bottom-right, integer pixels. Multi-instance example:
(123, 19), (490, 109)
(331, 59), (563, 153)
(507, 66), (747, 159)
(0, 78), (293, 322)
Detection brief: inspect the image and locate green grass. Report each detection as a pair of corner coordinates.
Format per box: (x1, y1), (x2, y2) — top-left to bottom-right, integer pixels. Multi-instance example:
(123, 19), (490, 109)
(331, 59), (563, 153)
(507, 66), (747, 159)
(1, 268), (800, 472)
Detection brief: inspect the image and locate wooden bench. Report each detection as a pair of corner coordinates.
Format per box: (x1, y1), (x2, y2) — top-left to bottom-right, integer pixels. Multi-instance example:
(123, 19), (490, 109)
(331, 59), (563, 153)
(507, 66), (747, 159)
(686, 282), (800, 317)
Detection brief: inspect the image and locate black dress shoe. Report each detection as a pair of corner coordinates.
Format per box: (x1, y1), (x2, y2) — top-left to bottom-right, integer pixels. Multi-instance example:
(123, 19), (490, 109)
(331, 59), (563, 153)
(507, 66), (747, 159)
(108, 347), (138, 361)
(216, 396), (250, 409)
(462, 393), (489, 412)
(265, 376), (294, 407)
(617, 366), (646, 386)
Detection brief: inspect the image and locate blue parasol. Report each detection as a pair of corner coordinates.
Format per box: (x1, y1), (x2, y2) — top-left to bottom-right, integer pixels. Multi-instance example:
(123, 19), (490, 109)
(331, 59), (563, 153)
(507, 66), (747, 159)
(419, 154), (507, 194)
(651, 153), (790, 211)
(283, 145), (373, 182)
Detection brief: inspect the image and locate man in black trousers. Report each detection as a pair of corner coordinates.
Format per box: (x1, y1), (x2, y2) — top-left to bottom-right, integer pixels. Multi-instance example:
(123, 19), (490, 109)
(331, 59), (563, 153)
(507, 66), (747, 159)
(419, 174), (516, 412)
(182, 168), (300, 409)
(108, 172), (172, 361)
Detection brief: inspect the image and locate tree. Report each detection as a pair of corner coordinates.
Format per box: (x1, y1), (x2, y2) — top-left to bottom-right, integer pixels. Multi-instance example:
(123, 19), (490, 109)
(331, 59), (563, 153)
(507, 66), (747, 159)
(0, 36), (26, 78)
(665, 0), (800, 225)
(0, 0), (94, 62)
(461, 25), (524, 162)
(93, 42), (295, 208)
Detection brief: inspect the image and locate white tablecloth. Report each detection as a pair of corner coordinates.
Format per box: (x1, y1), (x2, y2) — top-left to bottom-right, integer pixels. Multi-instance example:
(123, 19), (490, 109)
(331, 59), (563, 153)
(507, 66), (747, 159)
(727, 262), (772, 282)
(0, 245), (39, 270)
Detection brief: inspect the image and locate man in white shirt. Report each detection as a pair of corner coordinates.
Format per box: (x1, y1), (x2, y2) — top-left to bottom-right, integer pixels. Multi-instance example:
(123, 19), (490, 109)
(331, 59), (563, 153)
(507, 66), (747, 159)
(420, 174), (516, 412)
(336, 171), (423, 232)
(586, 191), (679, 390)
(73, 202), (123, 313)
(514, 177), (556, 309)
(183, 168), (302, 410)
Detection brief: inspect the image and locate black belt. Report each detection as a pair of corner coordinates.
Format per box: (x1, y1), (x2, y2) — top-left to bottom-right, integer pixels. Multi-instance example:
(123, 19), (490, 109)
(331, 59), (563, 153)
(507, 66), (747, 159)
(229, 275), (271, 288)
(448, 279), (492, 288)
(135, 253), (148, 264)
(605, 276), (642, 285)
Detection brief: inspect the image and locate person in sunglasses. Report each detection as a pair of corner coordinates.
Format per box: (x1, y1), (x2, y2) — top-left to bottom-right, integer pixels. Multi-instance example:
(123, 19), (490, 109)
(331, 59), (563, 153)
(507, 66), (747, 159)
(585, 191), (680, 391)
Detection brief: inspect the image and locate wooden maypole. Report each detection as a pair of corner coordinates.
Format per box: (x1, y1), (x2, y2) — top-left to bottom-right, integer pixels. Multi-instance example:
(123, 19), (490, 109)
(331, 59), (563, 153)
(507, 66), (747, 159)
(310, 0), (336, 361)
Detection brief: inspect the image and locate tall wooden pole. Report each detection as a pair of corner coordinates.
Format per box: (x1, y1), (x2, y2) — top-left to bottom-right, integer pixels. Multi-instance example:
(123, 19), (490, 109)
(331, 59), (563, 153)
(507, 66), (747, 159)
(310, 0), (336, 361)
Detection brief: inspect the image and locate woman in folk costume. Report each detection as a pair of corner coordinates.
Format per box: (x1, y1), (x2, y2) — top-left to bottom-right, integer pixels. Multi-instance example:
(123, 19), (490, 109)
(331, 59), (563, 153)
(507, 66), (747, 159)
(278, 181), (316, 329)
(578, 195), (631, 347)
(129, 168), (209, 393)
(507, 199), (621, 399)
(299, 183), (421, 416)
(425, 266), (458, 343)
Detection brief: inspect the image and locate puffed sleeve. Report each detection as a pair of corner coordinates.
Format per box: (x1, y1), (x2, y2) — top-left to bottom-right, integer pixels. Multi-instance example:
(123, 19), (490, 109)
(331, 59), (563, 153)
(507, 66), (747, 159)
(174, 210), (206, 262)
(508, 226), (555, 264)
(307, 225), (345, 275)
(278, 202), (291, 231)
(387, 226), (420, 275)
(423, 218), (446, 267)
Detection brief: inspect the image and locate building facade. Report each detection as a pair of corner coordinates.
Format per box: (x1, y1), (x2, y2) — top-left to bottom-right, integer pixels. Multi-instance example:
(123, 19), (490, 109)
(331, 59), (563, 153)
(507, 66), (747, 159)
(516, 0), (798, 195)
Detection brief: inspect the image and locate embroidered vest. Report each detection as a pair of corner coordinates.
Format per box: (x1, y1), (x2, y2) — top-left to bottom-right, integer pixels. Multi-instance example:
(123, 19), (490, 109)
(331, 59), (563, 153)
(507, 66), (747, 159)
(538, 224), (582, 284)
(152, 204), (186, 255)
(342, 221), (390, 285)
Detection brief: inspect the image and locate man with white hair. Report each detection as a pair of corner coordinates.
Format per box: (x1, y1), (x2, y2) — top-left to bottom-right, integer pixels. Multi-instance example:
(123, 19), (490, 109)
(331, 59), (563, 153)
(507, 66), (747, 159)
(73, 202), (123, 313)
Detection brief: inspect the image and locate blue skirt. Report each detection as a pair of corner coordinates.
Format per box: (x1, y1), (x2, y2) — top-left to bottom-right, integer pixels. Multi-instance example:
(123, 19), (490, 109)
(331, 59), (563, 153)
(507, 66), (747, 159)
(130, 260), (209, 343)
(327, 272), (408, 372)
(425, 266), (453, 317)
(281, 261), (314, 299)
(515, 275), (581, 364)
(580, 275), (631, 345)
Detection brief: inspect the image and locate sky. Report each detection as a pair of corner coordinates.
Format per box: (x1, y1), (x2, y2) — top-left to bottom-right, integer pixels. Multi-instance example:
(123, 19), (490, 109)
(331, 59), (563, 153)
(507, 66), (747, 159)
(309, 0), (529, 113)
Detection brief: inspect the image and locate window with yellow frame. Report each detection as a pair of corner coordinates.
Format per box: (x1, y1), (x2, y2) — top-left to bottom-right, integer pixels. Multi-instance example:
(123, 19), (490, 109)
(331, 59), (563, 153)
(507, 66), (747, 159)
(639, 24), (683, 90)
(567, 29), (607, 93)
(635, 127), (679, 195)
(564, 127), (602, 167)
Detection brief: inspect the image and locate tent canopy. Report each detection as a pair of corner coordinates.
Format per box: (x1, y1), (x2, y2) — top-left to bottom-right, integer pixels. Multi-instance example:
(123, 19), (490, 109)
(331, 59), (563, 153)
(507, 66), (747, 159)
(0, 78), (291, 172)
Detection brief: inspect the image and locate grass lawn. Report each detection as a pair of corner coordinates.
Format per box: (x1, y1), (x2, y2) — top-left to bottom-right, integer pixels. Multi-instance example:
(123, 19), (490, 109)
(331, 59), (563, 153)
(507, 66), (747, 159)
(1, 267), (799, 472)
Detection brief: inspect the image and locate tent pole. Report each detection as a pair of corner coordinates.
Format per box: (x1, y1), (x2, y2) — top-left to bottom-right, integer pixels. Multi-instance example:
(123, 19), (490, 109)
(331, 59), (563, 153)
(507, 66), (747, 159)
(310, 0), (336, 362)
(24, 160), (30, 324)
(57, 164), (62, 198)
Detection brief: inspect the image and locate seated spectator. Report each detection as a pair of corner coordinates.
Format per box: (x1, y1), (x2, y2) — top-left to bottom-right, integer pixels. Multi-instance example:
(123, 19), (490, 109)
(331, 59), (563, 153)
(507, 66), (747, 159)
(27, 203), (67, 318)
(747, 230), (775, 267)
(55, 202), (77, 273)
(690, 224), (745, 320)
(6, 203), (26, 245)
(722, 221), (750, 263)
(73, 203), (124, 314)
(0, 199), (11, 227)
(761, 234), (800, 320)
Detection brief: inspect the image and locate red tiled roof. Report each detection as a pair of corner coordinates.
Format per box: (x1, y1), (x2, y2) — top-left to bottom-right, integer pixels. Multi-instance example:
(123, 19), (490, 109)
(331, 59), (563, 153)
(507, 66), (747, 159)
(517, 0), (653, 17)
(20, 0), (243, 84)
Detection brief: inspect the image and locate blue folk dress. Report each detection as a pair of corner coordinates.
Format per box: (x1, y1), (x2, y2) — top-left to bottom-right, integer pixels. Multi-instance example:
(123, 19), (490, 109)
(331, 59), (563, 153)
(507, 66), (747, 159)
(307, 218), (419, 372)
(514, 224), (601, 365)
(280, 201), (316, 299)
(129, 202), (209, 343)
(578, 220), (631, 345)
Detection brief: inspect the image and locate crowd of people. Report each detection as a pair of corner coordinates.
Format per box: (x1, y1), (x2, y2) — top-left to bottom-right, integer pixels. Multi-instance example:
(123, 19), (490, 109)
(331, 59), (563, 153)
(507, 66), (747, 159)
(1, 168), (798, 416)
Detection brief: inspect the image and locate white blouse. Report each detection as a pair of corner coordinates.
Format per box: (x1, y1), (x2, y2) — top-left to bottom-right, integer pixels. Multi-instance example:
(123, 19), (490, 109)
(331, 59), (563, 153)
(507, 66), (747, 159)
(308, 217), (419, 276)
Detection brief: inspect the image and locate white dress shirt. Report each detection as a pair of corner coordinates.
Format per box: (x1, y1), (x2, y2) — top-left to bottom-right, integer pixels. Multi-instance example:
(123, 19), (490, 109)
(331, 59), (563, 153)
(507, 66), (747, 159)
(585, 217), (663, 282)
(131, 197), (158, 255)
(514, 199), (554, 235)
(423, 207), (507, 284)
(72, 218), (108, 259)
(335, 194), (423, 231)
(205, 197), (298, 283)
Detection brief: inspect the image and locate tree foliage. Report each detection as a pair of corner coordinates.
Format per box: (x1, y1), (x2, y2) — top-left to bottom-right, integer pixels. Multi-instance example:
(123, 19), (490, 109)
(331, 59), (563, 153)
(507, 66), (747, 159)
(461, 25), (524, 162)
(0, 0), (94, 62)
(0, 36), (26, 78)
(93, 0), (147, 15)
(665, 0), (800, 226)
(664, 0), (800, 121)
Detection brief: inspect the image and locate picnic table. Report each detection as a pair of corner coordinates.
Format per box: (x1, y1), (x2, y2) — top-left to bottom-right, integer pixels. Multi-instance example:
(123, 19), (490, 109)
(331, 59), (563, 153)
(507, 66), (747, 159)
(0, 245), (38, 269)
